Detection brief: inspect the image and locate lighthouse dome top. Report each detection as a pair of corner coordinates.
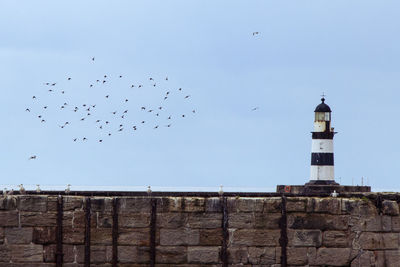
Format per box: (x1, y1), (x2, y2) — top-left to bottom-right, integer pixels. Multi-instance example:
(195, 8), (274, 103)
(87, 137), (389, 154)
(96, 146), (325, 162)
(314, 98), (331, 112)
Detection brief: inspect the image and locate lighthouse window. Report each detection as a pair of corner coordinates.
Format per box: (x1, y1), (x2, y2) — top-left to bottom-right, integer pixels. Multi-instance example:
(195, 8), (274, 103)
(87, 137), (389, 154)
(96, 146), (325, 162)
(315, 112), (325, 121)
(325, 112), (330, 121)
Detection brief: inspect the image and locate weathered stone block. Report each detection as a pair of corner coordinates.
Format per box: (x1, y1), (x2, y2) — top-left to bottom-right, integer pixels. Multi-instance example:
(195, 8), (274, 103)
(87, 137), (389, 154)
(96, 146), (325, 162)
(184, 198), (205, 212)
(392, 216), (400, 232)
(0, 196), (17, 210)
(306, 198), (341, 214)
(248, 247), (275, 264)
(350, 215), (391, 232)
(205, 197), (222, 212)
(288, 213), (348, 230)
(287, 247), (308, 265)
(118, 228), (150, 246)
(160, 229), (199, 246)
(199, 229), (222, 245)
(0, 245), (10, 262)
(385, 250), (400, 267)
(0, 211), (19, 227)
(119, 213), (150, 228)
(63, 227), (85, 244)
(10, 244), (43, 262)
(118, 198), (151, 213)
(97, 213), (113, 228)
(91, 228), (112, 245)
(20, 212), (57, 226)
(229, 213), (280, 229)
(18, 196), (47, 212)
(157, 213), (188, 228)
(91, 198), (113, 213)
(90, 245), (112, 263)
(227, 246), (248, 264)
(118, 246), (149, 263)
(5, 227), (33, 244)
(383, 200), (399, 216)
(33, 227), (56, 244)
(310, 248), (351, 266)
(286, 198), (306, 212)
(188, 246), (220, 263)
(63, 196), (84, 211)
(322, 230), (352, 247)
(187, 213), (222, 229)
(43, 244), (75, 263)
(230, 229), (280, 246)
(228, 198), (265, 213)
(155, 246), (187, 264)
(359, 232), (399, 250)
(351, 250), (375, 267)
(288, 230), (322, 247)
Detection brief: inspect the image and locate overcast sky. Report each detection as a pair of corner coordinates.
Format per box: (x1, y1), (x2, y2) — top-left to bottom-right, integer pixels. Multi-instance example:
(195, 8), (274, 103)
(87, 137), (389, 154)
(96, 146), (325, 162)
(1, 0), (399, 191)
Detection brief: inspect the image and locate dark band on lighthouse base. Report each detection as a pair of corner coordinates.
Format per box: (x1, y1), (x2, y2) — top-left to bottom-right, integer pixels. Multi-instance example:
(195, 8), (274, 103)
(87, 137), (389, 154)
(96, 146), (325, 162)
(311, 153), (334, 166)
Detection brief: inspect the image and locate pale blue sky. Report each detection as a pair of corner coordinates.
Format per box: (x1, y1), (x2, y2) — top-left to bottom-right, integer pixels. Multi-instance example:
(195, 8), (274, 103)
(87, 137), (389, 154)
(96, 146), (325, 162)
(1, 1), (399, 191)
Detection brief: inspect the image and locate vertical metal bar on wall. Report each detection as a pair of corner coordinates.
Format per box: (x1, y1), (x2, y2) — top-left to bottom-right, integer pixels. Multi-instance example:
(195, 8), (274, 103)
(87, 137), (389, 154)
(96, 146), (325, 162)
(84, 197), (91, 267)
(221, 197), (228, 267)
(56, 195), (64, 267)
(112, 198), (119, 267)
(279, 196), (288, 267)
(150, 198), (157, 267)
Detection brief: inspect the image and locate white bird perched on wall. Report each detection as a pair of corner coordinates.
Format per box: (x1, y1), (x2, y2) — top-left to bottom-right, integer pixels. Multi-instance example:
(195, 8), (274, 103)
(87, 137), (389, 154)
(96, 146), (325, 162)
(219, 185), (224, 196)
(331, 190), (339, 197)
(147, 186), (152, 195)
(19, 184), (26, 195)
(65, 184), (71, 194)
(36, 184), (41, 193)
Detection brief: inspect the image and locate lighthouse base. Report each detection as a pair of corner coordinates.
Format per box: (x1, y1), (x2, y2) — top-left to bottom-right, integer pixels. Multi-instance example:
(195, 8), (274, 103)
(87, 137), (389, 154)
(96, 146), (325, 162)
(276, 183), (371, 195)
(306, 180), (339, 186)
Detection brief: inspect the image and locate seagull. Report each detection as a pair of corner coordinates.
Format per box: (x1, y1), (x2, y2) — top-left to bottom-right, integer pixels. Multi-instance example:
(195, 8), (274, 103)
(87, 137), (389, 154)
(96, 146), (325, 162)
(141, 107), (146, 110)
(182, 115), (185, 118)
(83, 137), (87, 141)
(147, 186), (152, 195)
(36, 184), (41, 193)
(166, 124), (171, 127)
(112, 111), (117, 115)
(125, 99), (128, 102)
(168, 116), (171, 120)
(165, 76), (168, 81)
(133, 126), (137, 130)
(119, 124), (123, 128)
(32, 96), (36, 99)
(166, 92), (170, 95)
(99, 139), (103, 143)
(41, 119), (46, 123)
(192, 110), (196, 113)
(158, 107), (162, 110)
(251, 107), (259, 111)
(184, 95), (190, 99)
(252, 32), (260, 36)
(331, 190), (339, 197)
(105, 121), (109, 124)
(68, 77), (71, 80)
(19, 184), (25, 195)
(219, 185), (224, 196)
(96, 120), (101, 123)
(119, 75), (122, 78)
(29, 155), (37, 160)
(153, 83), (156, 87)
(83, 104), (87, 107)
(43, 106), (48, 109)
(138, 85), (143, 88)
(148, 109), (153, 113)
(164, 96), (168, 100)
(51, 83), (56, 86)
(104, 75), (107, 78)
(131, 85), (135, 88)
(65, 184), (71, 194)
(106, 95), (109, 98)
(61, 91), (65, 94)
(81, 118), (85, 121)
(108, 133), (112, 136)
(178, 88), (182, 91)
(103, 80), (106, 84)
(118, 128), (123, 132)
(38, 115), (42, 118)
(141, 121), (145, 124)
(149, 78), (154, 81)
(73, 138), (77, 142)
(154, 125), (159, 129)
(121, 115), (125, 119)
(92, 57), (95, 61)
(123, 110), (128, 114)
(25, 108), (30, 112)
(90, 84), (93, 88)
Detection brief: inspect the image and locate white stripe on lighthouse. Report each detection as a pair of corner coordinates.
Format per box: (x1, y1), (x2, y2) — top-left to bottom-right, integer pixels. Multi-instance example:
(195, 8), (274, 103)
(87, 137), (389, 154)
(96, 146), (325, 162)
(310, 166), (335, 181)
(311, 139), (334, 153)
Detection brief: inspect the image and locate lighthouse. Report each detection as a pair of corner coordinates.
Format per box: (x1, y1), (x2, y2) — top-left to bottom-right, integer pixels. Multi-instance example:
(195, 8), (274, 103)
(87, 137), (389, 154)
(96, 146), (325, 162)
(309, 97), (337, 184)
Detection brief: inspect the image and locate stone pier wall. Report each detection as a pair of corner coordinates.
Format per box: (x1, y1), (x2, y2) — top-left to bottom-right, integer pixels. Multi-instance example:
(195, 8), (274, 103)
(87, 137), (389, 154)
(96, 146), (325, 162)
(0, 193), (400, 266)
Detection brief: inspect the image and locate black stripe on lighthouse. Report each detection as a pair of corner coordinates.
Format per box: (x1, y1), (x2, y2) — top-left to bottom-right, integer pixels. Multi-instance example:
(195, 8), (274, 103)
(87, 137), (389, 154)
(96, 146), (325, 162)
(311, 153), (334, 165)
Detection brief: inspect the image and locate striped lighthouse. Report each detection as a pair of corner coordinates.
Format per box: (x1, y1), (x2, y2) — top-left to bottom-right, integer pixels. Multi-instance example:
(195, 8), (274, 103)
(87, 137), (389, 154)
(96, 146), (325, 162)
(309, 97), (337, 184)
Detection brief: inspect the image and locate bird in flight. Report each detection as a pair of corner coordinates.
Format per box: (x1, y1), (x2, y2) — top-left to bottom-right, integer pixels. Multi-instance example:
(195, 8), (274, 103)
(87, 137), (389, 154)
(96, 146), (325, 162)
(252, 32), (260, 36)
(25, 108), (30, 112)
(251, 107), (259, 111)
(92, 57), (95, 61)
(29, 155), (37, 160)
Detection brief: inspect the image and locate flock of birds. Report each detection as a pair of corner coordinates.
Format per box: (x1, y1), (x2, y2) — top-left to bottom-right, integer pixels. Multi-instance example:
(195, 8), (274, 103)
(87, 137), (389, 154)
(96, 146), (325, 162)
(26, 57), (197, 160)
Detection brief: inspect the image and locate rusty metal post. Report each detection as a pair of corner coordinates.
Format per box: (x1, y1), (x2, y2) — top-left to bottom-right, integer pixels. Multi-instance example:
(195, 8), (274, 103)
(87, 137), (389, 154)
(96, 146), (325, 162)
(112, 198), (119, 267)
(150, 198), (157, 266)
(279, 196), (288, 267)
(56, 195), (64, 267)
(84, 197), (91, 267)
(221, 197), (228, 267)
